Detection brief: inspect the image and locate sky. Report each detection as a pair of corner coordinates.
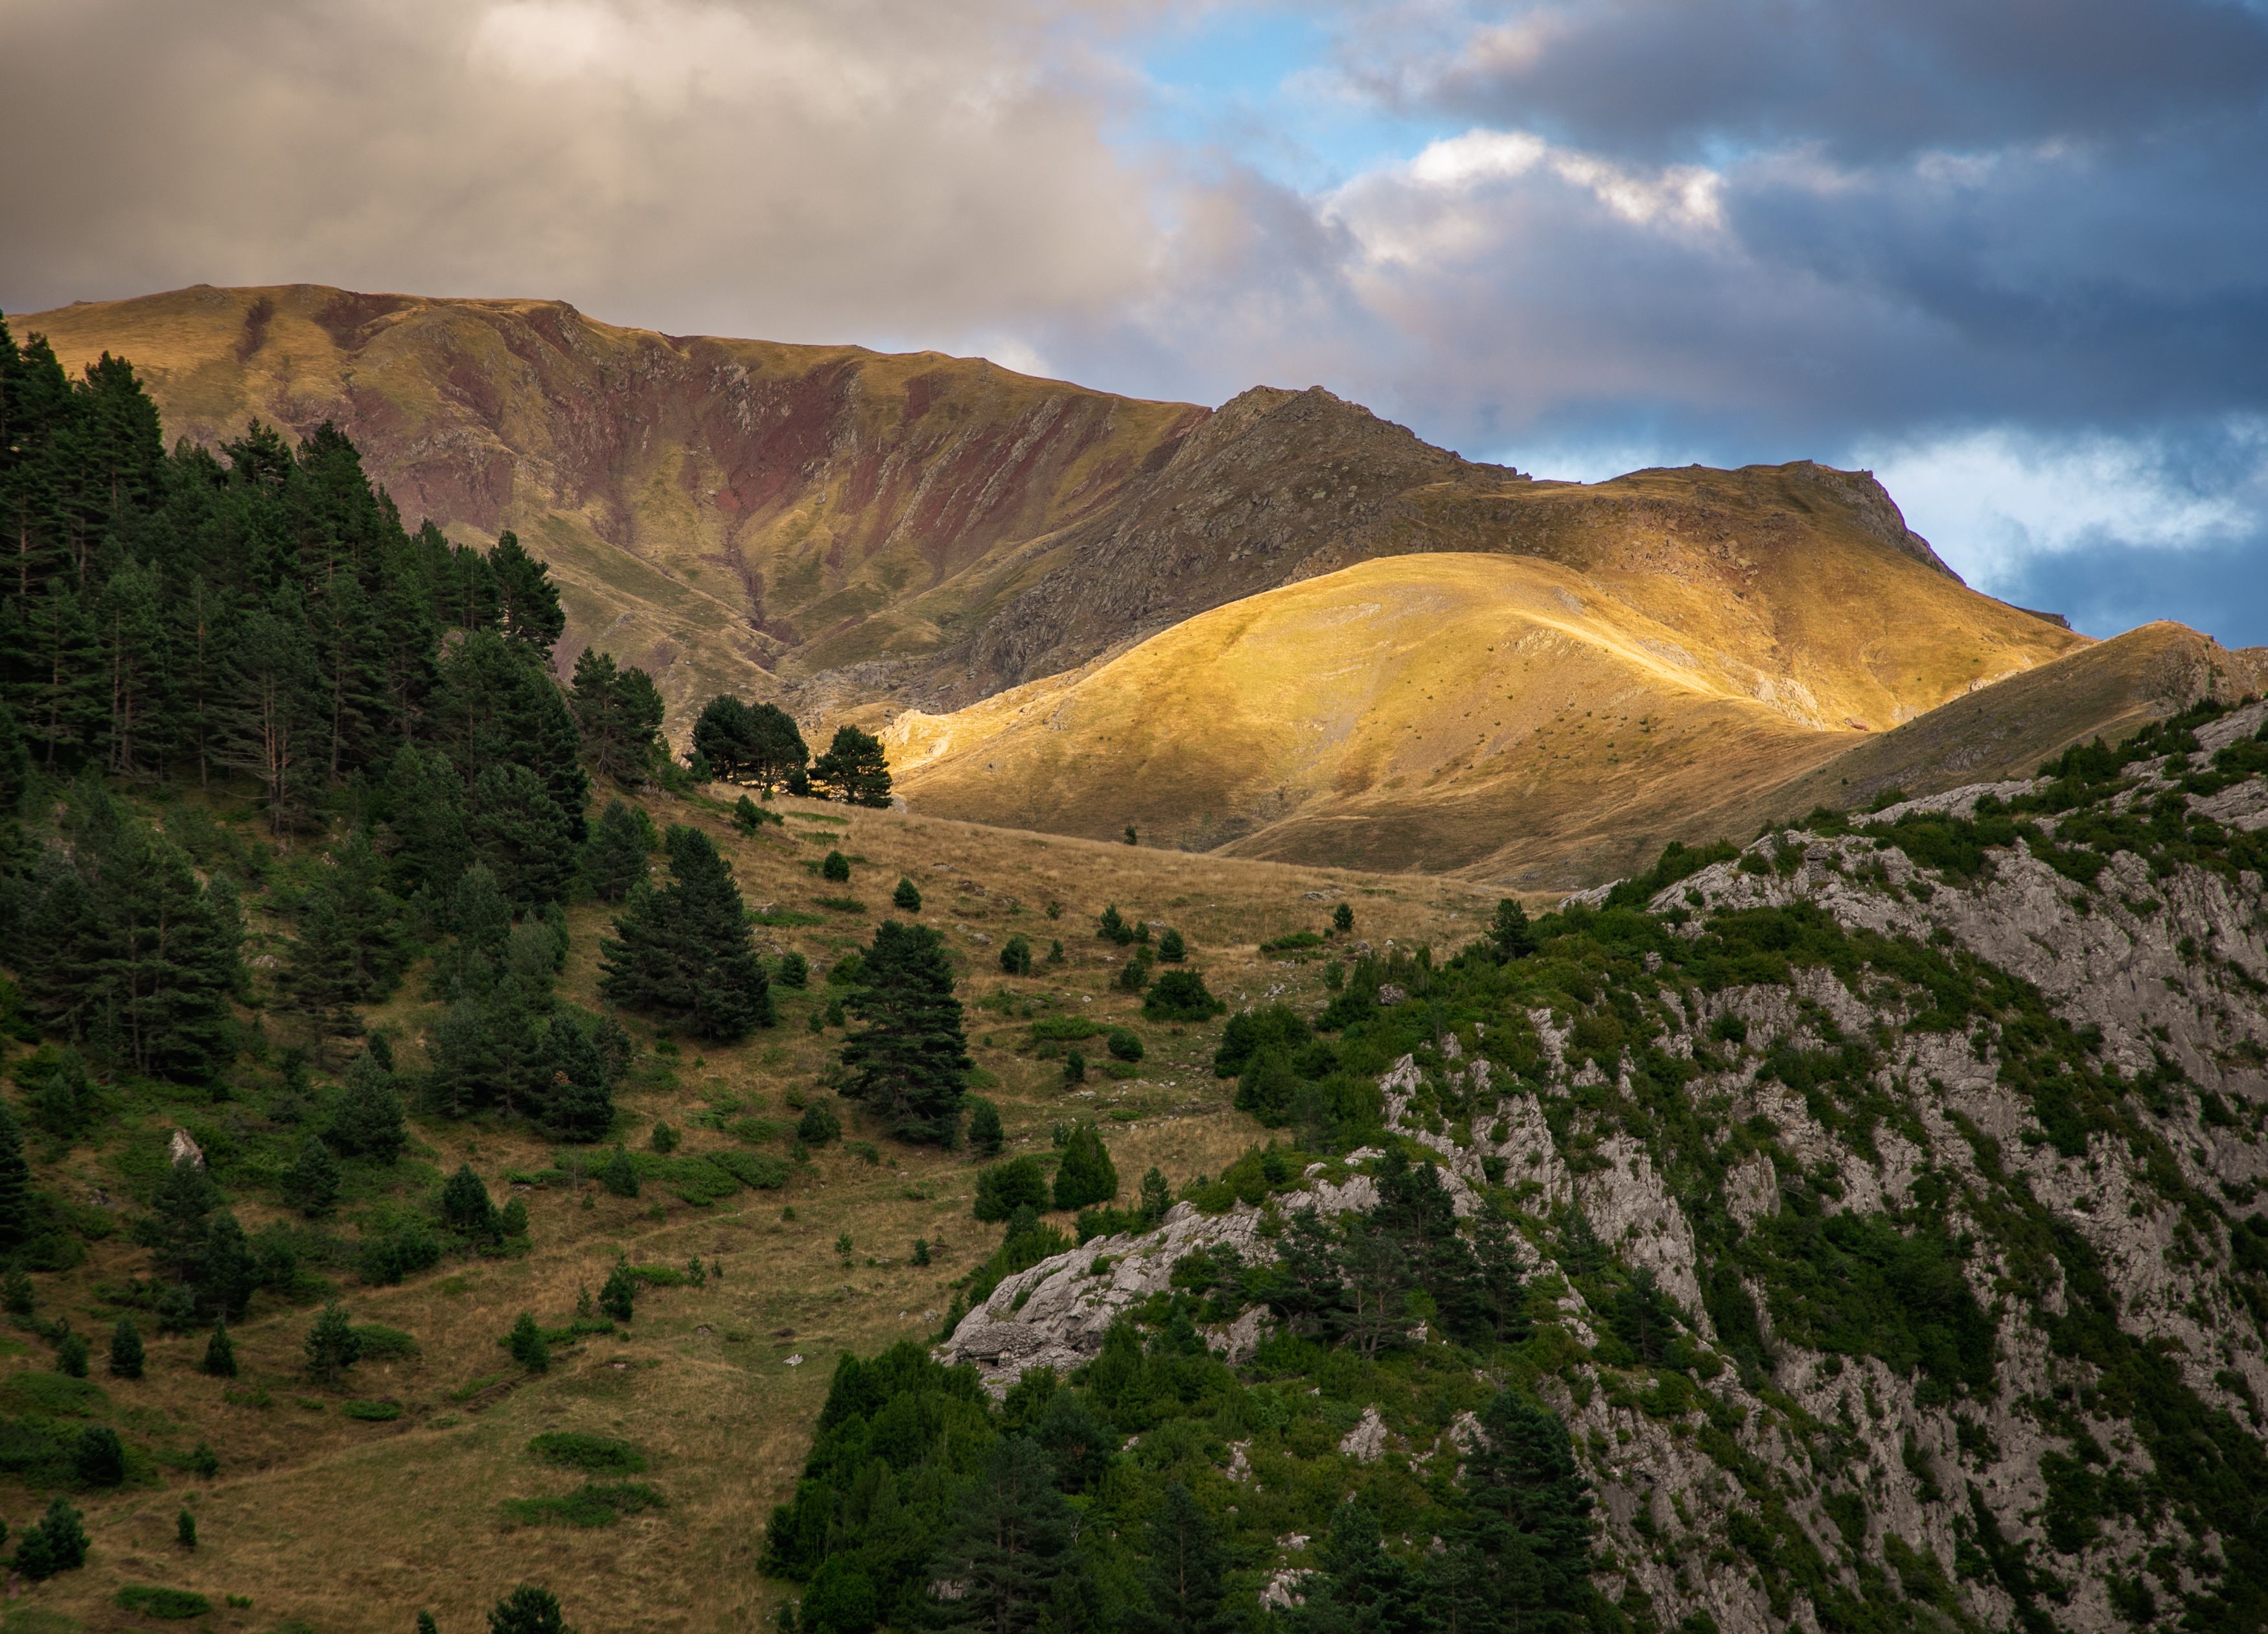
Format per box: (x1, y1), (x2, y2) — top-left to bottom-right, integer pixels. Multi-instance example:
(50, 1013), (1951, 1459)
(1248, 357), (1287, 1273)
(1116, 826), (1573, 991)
(3, 0), (2265, 644)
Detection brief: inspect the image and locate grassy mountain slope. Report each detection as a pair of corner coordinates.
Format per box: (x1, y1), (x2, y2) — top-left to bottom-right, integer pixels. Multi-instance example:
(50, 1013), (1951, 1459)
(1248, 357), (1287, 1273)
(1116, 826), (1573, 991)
(1, 786), (1477, 1634)
(14, 284), (1201, 730)
(17, 287), (2077, 735)
(1737, 620), (2268, 824)
(885, 551), (2086, 888)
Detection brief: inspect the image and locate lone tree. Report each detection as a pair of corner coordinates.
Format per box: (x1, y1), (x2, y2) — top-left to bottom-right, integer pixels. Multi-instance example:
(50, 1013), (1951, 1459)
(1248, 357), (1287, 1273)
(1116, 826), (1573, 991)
(304, 1300), (362, 1386)
(840, 920), (971, 1145)
(1052, 1123), (1118, 1211)
(489, 1585), (569, 1634)
(809, 725), (892, 807)
(108, 1317), (145, 1379)
(691, 697), (808, 791)
(892, 876), (921, 912)
(599, 826), (774, 1041)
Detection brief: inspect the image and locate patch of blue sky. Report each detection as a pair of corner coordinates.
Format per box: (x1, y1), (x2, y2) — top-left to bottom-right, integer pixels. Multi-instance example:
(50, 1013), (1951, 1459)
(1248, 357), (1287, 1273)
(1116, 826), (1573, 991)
(1106, 4), (1459, 191)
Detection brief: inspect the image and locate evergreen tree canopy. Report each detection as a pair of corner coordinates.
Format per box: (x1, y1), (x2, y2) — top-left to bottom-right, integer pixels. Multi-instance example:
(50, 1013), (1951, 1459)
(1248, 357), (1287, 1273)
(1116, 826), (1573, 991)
(489, 1585), (568, 1634)
(809, 725), (892, 807)
(1051, 1123), (1118, 1212)
(585, 798), (655, 902)
(598, 825), (772, 1041)
(839, 920), (970, 1145)
(692, 696), (809, 790)
(570, 648), (665, 787)
(0, 1096), (31, 1250)
(329, 1050), (409, 1163)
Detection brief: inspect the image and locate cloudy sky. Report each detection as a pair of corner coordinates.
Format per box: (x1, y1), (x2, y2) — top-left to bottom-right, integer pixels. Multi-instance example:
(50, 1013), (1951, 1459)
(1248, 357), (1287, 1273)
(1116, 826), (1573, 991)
(5, 0), (2265, 644)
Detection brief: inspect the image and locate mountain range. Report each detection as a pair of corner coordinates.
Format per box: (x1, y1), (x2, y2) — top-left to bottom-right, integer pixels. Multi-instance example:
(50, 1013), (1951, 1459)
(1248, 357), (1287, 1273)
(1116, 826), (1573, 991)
(18, 283), (2265, 885)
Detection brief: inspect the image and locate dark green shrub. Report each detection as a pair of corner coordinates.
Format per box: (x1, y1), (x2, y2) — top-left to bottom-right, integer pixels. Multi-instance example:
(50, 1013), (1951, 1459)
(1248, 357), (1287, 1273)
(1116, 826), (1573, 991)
(1157, 928), (1185, 961)
(999, 935), (1033, 976)
(1063, 1050), (1087, 1084)
(796, 1103), (842, 1146)
(55, 1331), (89, 1377)
(599, 1147), (640, 1198)
(892, 878), (921, 912)
(777, 951), (809, 988)
(488, 1584), (571, 1633)
(1214, 1003), (1310, 1075)
(76, 1424), (127, 1486)
(651, 1121), (680, 1154)
(530, 1430), (648, 1472)
(340, 1399), (401, 1421)
(358, 1220), (442, 1285)
(973, 1157), (1049, 1222)
(1105, 1027), (1143, 1062)
(1096, 905), (1135, 945)
(202, 1323), (237, 1378)
(117, 1586), (211, 1620)
(109, 1317), (145, 1380)
(822, 850), (851, 883)
(1143, 969), (1224, 1022)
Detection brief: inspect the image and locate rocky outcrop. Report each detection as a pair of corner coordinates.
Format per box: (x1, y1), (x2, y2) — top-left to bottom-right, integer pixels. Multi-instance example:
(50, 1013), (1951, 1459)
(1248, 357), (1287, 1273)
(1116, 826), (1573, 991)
(947, 709), (2268, 1632)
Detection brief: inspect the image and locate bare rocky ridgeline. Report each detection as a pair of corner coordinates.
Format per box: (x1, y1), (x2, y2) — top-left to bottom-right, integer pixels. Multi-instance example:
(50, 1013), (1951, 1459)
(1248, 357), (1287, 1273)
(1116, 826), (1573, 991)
(942, 699), (2268, 1633)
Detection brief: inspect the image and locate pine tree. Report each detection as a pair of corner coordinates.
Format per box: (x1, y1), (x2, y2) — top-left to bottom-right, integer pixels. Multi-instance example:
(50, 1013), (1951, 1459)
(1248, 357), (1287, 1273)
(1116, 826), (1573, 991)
(808, 725), (891, 806)
(599, 1262), (637, 1323)
(1131, 1483), (1232, 1634)
(471, 761), (577, 907)
(12, 1495), (89, 1579)
(930, 1434), (1078, 1634)
(75, 1424), (126, 1485)
(1333, 902), (1354, 935)
(287, 829), (408, 1018)
(432, 631), (588, 843)
(285, 1135), (342, 1217)
(967, 1096), (1005, 1158)
(597, 826), (772, 1041)
(585, 799), (654, 902)
(599, 1147), (640, 1198)
(329, 1051), (409, 1163)
(537, 1013), (618, 1142)
(304, 1300), (362, 1385)
(419, 1613), (439, 1634)
(55, 1330), (89, 1377)
(840, 920), (971, 1145)
(441, 1163), (500, 1241)
(1052, 1123), (1118, 1211)
(0, 1096), (30, 1250)
(999, 935), (1032, 976)
(1157, 928), (1186, 962)
(1431, 1391), (1596, 1634)
(108, 1316), (144, 1379)
(489, 1585), (568, 1634)
(822, 849), (851, 883)
(202, 1322), (237, 1379)
(143, 1154), (222, 1285)
(380, 743), (471, 902)
(1490, 898), (1536, 961)
(691, 695), (758, 781)
(892, 876), (921, 912)
(176, 1508), (197, 1550)
(507, 1311), (550, 1373)
(490, 532), (566, 655)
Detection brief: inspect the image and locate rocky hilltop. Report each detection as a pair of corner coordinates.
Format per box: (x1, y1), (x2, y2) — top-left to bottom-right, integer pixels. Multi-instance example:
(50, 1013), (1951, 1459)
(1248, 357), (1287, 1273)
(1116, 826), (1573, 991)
(940, 697), (2268, 1632)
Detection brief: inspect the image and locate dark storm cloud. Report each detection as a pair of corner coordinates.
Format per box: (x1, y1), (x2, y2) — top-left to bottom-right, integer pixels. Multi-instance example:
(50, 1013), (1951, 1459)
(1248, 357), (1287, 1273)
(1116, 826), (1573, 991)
(1375, 0), (2268, 163)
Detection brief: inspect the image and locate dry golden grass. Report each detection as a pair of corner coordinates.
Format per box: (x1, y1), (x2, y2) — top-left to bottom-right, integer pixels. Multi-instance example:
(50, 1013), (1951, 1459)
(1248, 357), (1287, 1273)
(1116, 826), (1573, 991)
(3, 794), (1492, 1634)
(883, 552), (2084, 891)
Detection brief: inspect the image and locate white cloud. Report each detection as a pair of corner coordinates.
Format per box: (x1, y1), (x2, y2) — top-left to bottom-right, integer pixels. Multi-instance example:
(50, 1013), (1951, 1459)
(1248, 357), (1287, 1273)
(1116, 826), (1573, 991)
(1854, 419), (2268, 591)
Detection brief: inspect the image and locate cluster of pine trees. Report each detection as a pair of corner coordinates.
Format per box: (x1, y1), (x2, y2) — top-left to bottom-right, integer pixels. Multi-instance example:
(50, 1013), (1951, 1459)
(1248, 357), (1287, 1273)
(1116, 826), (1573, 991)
(690, 694), (894, 807)
(764, 1306), (1598, 1634)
